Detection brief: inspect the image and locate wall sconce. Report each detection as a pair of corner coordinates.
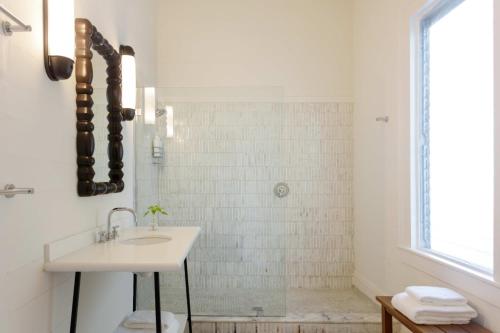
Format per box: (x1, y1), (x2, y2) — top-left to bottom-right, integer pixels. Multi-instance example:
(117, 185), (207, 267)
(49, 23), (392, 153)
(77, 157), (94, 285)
(165, 106), (174, 138)
(43, 0), (74, 81)
(120, 45), (136, 121)
(144, 87), (156, 125)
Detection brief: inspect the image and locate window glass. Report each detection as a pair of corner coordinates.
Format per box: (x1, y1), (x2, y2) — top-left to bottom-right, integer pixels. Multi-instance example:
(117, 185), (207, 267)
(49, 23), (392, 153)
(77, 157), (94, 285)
(420, 0), (493, 271)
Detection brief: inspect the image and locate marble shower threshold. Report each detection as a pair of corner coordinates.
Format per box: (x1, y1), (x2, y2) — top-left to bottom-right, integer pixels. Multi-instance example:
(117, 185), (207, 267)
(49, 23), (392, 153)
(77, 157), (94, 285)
(192, 288), (380, 324)
(187, 288), (396, 333)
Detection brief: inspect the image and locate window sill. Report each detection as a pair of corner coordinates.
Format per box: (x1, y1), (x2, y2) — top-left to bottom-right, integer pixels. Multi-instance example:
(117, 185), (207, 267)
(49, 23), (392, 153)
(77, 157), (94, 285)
(398, 246), (500, 308)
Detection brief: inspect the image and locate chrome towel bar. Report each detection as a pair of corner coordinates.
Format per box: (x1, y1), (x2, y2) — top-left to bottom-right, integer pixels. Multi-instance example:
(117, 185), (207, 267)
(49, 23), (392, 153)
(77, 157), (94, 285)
(0, 4), (32, 36)
(0, 184), (34, 198)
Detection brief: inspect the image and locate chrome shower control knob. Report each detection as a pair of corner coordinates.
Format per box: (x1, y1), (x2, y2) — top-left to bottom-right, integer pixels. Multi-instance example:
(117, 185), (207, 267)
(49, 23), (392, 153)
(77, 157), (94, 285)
(274, 182), (289, 198)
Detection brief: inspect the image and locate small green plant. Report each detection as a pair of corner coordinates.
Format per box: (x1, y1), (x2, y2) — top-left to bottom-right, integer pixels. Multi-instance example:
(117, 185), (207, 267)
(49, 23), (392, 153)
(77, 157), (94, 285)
(144, 204), (168, 217)
(144, 204), (168, 230)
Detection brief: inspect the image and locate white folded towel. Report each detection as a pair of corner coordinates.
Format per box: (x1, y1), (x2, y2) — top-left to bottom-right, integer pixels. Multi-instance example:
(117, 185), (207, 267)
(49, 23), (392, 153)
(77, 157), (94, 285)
(391, 292), (477, 325)
(115, 319), (180, 333)
(134, 272), (153, 278)
(123, 311), (178, 330)
(407, 315), (471, 325)
(115, 320), (180, 333)
(406, 286), (467, 306)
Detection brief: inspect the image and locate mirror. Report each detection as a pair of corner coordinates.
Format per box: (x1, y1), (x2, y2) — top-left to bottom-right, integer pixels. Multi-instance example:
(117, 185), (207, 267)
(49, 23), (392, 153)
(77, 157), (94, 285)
(75, 18), (135, 196)
(92, 59), (108, 181)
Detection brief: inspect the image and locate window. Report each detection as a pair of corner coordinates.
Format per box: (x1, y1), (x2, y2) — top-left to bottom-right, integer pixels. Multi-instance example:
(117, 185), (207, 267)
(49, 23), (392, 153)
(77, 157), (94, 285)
(416, 0), (494, 272)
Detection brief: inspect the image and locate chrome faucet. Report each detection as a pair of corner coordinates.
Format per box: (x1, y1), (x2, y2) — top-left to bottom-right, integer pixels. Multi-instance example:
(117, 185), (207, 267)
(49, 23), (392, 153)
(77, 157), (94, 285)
(102, 207), (138, 242)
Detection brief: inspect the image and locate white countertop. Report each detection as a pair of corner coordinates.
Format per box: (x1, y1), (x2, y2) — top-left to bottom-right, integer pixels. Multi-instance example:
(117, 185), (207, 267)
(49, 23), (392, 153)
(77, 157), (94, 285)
(44, 227), (201, 272)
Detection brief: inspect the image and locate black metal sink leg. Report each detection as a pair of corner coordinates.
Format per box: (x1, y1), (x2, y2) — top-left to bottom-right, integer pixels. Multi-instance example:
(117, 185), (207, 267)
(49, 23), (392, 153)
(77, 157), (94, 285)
(154, 272), (162, 333)
(70, 272), (81, 333)
(133, 273), (137, 312)
(184, 259), (193, 333)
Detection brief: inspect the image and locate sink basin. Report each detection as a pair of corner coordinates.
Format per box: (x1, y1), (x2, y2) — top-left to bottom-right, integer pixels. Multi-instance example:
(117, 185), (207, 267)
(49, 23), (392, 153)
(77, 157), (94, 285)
(121, 235), (172, 246)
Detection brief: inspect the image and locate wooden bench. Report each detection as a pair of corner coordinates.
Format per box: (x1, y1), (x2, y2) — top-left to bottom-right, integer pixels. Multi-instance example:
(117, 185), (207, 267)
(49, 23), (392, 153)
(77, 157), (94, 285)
(376, 296), (492, 333)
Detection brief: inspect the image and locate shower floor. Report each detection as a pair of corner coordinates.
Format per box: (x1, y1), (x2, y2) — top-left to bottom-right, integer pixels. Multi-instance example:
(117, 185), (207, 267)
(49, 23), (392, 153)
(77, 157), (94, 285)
(189, 288), (387, 333)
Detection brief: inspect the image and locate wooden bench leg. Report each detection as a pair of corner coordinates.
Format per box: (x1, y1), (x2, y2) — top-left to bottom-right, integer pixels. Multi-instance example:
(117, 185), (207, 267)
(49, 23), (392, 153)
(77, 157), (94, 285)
(382, 307), (393, 333)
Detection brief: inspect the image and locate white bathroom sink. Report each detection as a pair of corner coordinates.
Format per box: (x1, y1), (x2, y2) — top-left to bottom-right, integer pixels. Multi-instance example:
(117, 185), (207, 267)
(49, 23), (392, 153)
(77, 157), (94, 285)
(43, 227), (201, 272)
(121, 235), (172, 246)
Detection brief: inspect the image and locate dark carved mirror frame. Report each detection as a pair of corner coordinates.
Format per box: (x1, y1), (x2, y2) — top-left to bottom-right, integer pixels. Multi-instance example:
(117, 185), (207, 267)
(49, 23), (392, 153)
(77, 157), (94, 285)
(75, 18), (135, 197)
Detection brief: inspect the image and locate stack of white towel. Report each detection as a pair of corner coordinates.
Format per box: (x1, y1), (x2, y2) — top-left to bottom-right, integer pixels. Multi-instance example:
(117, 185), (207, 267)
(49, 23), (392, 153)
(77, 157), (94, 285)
(391, 286), (477, 325)
(115, 311), (179, 333)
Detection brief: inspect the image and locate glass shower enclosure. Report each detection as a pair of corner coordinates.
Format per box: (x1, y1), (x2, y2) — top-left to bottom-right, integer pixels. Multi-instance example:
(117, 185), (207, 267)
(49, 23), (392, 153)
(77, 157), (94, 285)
(134, 87), (287, 317)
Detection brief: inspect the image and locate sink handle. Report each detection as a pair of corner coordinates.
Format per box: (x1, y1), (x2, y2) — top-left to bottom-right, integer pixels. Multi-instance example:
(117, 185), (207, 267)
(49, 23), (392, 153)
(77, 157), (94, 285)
(98, 231), (107, 243)
(112, 225), (120, 239)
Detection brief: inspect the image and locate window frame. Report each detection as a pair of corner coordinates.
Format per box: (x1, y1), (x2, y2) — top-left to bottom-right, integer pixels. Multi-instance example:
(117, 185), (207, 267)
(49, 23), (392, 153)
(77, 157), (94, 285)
(412, 0), (494, 275)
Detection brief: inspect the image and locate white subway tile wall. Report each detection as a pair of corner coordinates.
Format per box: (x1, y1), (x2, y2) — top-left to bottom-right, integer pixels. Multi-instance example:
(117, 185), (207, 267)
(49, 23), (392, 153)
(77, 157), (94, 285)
(135, 102), (353, 316)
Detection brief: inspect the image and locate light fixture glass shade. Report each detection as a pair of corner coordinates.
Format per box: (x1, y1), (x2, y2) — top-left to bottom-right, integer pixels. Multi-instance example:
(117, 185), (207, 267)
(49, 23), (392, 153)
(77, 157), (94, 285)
(43, 0), (74, 80)
(120, 45), (137, 120)
(144, 87), (156, 125)
(165, 106), (174, 138)
(47, 0), (74, 59)
(121, 55), (136, 109)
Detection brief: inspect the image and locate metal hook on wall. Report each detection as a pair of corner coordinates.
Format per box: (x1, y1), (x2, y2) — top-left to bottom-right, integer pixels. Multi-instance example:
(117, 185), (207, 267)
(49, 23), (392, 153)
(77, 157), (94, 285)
(0, 4), (32, 36)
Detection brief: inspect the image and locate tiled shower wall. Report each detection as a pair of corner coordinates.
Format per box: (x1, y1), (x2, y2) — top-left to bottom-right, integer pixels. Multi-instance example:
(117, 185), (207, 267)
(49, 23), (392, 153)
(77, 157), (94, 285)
(135, 101), (353, 315)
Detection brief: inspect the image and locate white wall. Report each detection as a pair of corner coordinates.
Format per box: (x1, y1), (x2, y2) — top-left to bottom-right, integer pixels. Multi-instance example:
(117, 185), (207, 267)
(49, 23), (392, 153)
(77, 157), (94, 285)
(352, 0), (500, 331)
(352, 0), (394, 296)
(0, 1), (156, 332)
(156, 0), (353, 101)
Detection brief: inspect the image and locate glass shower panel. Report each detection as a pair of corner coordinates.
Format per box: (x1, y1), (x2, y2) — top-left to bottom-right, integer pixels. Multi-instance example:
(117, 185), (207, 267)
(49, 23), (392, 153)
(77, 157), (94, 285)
(135, 87), (286, 317)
